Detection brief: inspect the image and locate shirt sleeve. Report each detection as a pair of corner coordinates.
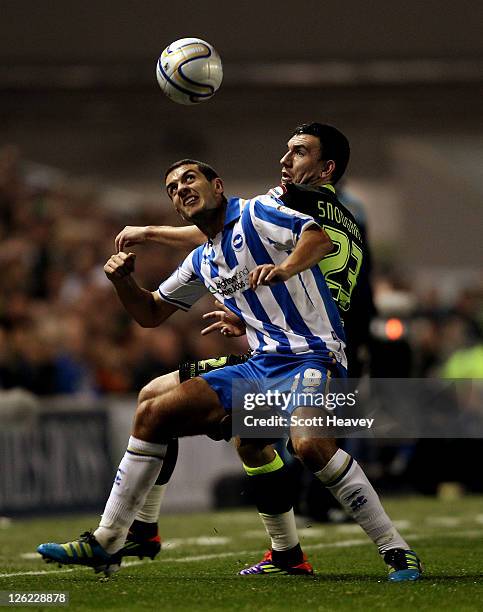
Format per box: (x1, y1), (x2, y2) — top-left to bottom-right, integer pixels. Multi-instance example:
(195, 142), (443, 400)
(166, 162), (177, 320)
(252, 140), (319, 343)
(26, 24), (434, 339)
(157, 248), (207, 311)
(249, 194), (320, 250)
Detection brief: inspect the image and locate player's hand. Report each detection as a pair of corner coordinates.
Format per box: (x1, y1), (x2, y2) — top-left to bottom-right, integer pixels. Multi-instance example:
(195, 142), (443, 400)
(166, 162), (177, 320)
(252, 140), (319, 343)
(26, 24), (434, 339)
(201, 300), (246, 337)
(249, 264), (291, 289)
(115, 226), (148, 252)
(104, 252), (136, 283)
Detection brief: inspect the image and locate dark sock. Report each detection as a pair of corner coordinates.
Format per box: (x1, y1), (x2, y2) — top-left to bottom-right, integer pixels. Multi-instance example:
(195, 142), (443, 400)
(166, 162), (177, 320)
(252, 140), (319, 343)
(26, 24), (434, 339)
(247, 463), (295, 515)
(155, 438), (179, 485)
(271, 543), (304, 567)
(130, 520), (158, 539)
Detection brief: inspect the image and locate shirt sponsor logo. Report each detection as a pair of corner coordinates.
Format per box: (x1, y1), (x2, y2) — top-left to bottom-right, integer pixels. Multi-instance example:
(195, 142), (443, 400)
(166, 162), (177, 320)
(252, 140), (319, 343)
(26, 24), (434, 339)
(210, 266), (250, 296)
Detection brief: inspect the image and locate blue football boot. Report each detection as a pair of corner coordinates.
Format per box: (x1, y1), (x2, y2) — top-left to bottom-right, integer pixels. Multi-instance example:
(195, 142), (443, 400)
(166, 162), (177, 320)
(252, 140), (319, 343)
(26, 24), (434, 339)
(37, 531), (120, 577)
(384, 548), (422, 582)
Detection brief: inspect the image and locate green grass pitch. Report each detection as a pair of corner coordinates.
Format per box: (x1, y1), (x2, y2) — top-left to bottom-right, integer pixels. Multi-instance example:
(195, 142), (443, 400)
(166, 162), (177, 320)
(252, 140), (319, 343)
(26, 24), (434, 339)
(1, 496), (483, 611)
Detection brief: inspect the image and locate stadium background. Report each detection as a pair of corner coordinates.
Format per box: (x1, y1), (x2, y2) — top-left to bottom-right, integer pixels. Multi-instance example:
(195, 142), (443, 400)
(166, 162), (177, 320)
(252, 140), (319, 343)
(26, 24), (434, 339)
(0, 1), (482, 517)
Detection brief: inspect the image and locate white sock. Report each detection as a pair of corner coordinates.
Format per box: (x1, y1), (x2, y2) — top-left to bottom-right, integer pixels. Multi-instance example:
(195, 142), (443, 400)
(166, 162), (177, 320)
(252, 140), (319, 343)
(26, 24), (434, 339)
(259, 509), (299, 552)
(94, 436), (166, 553)
(135, 484), (167, 523)
(315, 449), (409, 554)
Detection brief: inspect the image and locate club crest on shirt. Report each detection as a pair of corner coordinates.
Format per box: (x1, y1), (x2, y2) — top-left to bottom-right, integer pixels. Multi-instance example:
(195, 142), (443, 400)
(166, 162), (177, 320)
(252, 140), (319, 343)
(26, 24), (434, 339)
(232, 233), (244, 251)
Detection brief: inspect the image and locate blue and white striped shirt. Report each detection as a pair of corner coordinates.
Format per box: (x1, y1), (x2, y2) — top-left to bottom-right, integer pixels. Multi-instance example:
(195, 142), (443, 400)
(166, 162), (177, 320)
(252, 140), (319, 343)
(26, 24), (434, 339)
(158, 195), (346, 367)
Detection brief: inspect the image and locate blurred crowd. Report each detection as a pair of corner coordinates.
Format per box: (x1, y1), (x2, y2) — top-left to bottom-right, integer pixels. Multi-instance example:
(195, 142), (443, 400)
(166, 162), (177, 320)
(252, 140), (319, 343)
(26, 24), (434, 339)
(0, 145), (246, 397)
(0, 145), (481, 398)
(371, 272), (483, 379)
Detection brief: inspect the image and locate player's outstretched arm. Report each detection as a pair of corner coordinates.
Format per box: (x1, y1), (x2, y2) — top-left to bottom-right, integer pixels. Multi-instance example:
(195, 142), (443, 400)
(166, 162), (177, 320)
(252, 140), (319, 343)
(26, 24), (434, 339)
(115, 225), (206, 252)
(201, 300), (246, 337)
(249, 225), (333, 288)
(104, 252), (178, 327)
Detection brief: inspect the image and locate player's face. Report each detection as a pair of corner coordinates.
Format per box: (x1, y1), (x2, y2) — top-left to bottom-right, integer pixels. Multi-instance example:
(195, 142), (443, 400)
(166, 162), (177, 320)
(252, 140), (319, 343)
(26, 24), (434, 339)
(280, 134), (326, 186)
(165, 164), (224, 222)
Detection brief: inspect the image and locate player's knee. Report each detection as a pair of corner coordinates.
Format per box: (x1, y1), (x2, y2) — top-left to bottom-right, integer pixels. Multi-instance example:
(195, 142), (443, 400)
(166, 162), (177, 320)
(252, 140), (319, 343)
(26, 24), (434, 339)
(138, 384), (153, 405)
(134, 397), (156, 429)
(291, 436), (313, 461)
(236, 439), (275, 467)
(237, 443), (263, 466)
(138, 380), (160, 404)
(134, 397), (167, 438)
(138, 371), (180, 404)
(291, 437), (338, 471)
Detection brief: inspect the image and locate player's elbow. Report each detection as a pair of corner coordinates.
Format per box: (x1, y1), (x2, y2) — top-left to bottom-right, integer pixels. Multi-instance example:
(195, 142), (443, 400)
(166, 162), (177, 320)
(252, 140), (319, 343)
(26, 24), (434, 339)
(310, 229), (333, 258)
(137, 317), (159, 328)
(324, 234), (334, 254)
(138, 307), (163, 328)
(314, 227), (334, 256)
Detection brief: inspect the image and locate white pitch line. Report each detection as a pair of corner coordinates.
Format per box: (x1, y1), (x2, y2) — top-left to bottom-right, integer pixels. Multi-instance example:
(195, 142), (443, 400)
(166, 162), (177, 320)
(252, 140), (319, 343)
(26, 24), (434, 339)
(333, 524), (363, 535)
(0, 568), (76, 578)
(172, 538), (373, 563)
(0, 559), (146, 579)
(0, 517), (12, 529)
(124, 529), (483, 563)
(3, 540), (377, 578)
(241, 529), (271, 538)
(297, 527), (326, 538)
(163, 536), (230, 550)
(20, 537), (230, 560)
(3, 528), (482, 579)
(393, 520), (412, 530)
(425, 516), (462, 527)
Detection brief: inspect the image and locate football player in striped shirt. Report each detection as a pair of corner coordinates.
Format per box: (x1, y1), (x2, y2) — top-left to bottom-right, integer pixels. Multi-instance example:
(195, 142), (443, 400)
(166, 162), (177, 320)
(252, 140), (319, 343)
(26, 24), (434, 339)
(38, 157), (350, 575)
(39, 126), (421, 582)
(110, 124), (422, 581)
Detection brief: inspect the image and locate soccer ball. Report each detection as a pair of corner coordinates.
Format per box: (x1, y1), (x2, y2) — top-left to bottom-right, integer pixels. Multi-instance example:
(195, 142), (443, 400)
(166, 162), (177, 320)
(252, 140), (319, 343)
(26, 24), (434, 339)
(156, 37), (223, 105)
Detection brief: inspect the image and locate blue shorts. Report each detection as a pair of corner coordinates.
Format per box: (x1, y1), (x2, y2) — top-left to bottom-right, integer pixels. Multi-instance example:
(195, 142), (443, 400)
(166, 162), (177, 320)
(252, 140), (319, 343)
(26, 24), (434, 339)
(200, 352), (347, 414)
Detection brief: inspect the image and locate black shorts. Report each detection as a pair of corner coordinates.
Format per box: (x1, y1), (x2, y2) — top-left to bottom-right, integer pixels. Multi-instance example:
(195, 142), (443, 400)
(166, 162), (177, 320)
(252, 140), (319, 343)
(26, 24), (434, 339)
(178, 352), (251, 441)
(178, 352), (252, 383)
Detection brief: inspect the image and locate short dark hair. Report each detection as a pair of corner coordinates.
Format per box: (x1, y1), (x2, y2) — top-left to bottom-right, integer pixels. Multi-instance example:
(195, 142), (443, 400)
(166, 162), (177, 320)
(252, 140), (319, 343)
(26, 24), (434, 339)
(164, 159), (219, 182)
(292, 123), (350, 184)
